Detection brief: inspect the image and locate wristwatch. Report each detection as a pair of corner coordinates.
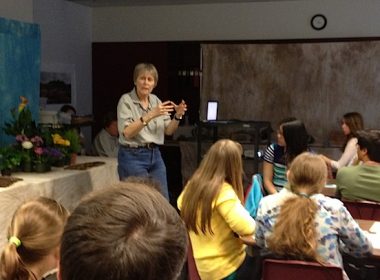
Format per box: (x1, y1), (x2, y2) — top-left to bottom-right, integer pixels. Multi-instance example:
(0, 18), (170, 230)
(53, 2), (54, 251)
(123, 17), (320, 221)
(174, 115), (182, 121)
(140, 116), (148, 126)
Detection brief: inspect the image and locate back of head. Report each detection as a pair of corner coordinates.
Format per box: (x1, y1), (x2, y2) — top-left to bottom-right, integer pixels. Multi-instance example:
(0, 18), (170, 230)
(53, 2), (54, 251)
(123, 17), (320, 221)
(282, 120), (309, 164)
(357, 129), (380, 162)
(343, 112), (364, 137)
(103, 111), (117, 129)
(0, 197), (69, 280)
(60, 182), (187, 280)
(267, 152), (326, 262)
(181, 139), (244, 234)
(59, 104), (76, 115)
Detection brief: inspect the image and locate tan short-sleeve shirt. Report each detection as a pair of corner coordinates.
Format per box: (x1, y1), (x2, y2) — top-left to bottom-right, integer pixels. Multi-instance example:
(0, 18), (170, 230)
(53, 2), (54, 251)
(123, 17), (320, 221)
(117, 88), (171, 146)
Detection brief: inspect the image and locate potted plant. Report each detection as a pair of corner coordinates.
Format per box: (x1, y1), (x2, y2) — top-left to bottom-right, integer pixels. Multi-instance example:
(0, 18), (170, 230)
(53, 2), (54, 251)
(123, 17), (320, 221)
(62, 129), (81, 165)
(0, 145), (22, 176)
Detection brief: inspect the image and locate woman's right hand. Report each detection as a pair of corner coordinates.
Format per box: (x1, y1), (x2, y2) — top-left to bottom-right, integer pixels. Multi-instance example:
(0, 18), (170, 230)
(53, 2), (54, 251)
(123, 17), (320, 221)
(149, 101), (174, 119)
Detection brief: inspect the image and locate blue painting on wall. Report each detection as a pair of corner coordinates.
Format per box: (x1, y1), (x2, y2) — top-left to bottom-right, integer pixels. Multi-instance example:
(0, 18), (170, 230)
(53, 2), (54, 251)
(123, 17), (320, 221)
(0, 17), (40, 146)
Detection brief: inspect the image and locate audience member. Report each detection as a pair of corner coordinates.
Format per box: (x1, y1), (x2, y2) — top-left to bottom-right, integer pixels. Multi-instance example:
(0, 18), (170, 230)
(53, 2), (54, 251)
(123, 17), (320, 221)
(59, 181), (187, 280)
(336, 129), (380, 201)
(256, 152), (372, 280)
(178, 139), (256, 280)
(322, 112), (364, 170)
(58, 104), (86, 154)
(0, 197), (69, 280)
(263, 118), (309, 194)
(92, 111), (119, 157)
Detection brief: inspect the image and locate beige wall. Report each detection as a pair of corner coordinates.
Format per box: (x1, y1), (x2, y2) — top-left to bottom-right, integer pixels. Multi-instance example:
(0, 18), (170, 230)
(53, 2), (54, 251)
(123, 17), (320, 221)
(0, 0), (33, 22)
(92, 0), (380, 42)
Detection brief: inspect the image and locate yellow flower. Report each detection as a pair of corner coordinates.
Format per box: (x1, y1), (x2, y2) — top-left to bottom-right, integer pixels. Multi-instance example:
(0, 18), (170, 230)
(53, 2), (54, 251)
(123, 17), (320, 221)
(52, 134), (70, 146)
(18, 96), (28, 113)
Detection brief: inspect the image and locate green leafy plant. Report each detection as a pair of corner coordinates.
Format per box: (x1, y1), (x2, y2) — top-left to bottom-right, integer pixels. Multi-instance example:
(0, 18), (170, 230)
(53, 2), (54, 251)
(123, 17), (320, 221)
(62, 129), (81, 154)
(3, 96), (38, 137)
(0, 145), (22, 171)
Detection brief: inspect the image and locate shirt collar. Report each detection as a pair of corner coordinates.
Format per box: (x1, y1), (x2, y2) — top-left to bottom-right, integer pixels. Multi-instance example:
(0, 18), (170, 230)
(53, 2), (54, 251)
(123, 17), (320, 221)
(130, 88), (152, 111)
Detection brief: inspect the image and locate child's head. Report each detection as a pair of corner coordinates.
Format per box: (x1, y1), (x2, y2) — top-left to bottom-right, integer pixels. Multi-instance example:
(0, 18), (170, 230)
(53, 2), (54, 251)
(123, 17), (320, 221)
(0, 197), (69, 280)
(59, 182), (187, 280)
(181, 139), (244, 234)
(282, 120), (310, 164)
(198, 139), (243, 194)
(267, 152), (326, 262)
(288, 152), (327, 195)
(341, 112), (363, 137)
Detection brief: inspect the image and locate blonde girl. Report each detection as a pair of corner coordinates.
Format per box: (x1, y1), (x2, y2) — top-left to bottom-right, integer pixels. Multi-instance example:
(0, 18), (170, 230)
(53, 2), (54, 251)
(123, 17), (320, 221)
(0, 197), (69, 280)
(255, 152), (372, 279)
(178, 139), (256, 280)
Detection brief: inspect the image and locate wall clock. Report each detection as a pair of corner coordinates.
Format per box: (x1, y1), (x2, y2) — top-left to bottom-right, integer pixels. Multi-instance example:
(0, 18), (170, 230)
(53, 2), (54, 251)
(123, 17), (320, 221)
(311, 14), (327, 31)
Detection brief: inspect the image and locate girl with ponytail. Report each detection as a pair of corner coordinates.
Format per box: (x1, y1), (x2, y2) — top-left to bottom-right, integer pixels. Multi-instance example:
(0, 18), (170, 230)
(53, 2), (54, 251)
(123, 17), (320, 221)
(0, 197), (69, 280)
(255, 152), (372, 279)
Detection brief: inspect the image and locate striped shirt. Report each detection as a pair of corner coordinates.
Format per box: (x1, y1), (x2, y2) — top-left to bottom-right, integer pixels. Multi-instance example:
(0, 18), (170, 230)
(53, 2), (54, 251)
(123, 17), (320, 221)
(263, 143), (287, 188)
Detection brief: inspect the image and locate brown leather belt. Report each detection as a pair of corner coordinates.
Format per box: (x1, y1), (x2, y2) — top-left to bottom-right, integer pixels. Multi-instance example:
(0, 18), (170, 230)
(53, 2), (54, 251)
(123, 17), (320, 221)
(121, 143), (158, 149)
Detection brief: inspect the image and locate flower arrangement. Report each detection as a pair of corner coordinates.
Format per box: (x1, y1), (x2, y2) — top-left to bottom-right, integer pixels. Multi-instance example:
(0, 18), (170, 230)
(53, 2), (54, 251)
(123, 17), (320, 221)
(3, 96), (38, 137)
(1, 96), (81, 173)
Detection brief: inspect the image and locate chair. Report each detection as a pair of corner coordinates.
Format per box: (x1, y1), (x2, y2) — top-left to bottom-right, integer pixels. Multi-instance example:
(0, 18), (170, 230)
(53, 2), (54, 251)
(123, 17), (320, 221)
(187, 238), (201, 280)
(262, 259), (344, 280)
(342, 199), (380, 221)
(244, 173), (263, 218)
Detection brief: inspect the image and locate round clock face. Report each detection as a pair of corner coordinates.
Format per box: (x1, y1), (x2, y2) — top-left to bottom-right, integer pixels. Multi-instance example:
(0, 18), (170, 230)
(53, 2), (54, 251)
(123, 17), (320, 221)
(311, 14), (327, 31)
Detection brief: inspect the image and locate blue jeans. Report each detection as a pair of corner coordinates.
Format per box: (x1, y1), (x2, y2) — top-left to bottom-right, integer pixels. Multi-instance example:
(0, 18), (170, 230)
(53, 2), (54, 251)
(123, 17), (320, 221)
(118, 146), (169, 200)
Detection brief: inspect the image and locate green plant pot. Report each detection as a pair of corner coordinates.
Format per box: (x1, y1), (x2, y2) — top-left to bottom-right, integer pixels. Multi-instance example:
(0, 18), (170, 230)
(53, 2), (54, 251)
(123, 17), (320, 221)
(33, 163), (51, 173)
(1, 169), (12, 176)
(22, 161), (33, 172)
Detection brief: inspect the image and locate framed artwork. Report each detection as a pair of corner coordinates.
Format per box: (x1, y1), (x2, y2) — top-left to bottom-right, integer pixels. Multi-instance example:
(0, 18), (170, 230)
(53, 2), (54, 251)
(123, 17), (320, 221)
(40, 63), (76, 108)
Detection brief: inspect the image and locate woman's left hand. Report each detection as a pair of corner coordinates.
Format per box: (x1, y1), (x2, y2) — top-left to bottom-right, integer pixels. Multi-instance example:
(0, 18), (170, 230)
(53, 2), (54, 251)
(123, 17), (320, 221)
(172, 100), (187, 118)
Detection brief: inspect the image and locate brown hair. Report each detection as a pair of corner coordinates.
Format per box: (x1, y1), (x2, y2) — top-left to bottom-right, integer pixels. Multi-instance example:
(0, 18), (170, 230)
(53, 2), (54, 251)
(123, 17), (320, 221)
(342, 112), (364, 150)
(60, 181), (187, 280)
(0, 197), (69, 280)
(357, 129), (380, 162)
(267, 152), (327, 262)
(180, 139), (244, 235)
(133, 63), (158, 87)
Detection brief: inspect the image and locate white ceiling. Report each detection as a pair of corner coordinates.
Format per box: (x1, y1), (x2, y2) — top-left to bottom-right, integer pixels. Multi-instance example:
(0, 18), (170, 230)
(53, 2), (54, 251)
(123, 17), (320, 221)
(66, 0), (293, 7)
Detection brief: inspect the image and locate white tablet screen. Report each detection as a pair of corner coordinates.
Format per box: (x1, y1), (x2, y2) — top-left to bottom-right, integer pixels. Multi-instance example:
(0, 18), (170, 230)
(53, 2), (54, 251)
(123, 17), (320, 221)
(207, 101), (218, 121)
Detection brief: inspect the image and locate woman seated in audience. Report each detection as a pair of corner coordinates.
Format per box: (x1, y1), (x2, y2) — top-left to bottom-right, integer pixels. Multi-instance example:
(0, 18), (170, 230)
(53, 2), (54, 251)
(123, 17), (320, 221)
(178, 139), (256, 280)
(0, 197), (69, 280)
(322, 112), (364, 171)
(256, 152), (372, 280)
(263, 118), (310, 194)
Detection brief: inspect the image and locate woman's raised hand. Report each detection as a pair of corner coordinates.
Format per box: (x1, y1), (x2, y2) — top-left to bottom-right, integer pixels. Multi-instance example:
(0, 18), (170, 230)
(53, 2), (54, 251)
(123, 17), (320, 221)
(173, 100), (187, 117)
(152, 101), (175, 117)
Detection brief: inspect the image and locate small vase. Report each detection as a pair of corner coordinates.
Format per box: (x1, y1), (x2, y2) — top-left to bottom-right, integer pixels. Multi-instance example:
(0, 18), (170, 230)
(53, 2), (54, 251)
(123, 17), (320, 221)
(22, 161), (33, 172)
(52, 158), (66, 167)
(1, 169), (12, 176)
(33, 162), (51, 173)
(70, 153), (77, 165)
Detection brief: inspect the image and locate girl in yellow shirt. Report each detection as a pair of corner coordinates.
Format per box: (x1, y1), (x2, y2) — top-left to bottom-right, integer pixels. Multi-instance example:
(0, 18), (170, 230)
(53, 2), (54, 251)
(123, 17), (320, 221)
(178, 139), (256, 280)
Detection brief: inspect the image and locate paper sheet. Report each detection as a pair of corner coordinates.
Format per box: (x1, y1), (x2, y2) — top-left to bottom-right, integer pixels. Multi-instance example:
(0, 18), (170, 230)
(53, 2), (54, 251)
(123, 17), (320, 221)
(369, 221), (380, 234)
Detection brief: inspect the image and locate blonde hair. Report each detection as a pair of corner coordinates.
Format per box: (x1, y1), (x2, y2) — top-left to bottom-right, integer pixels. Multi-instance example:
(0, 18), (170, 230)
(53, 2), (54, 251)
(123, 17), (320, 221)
(0, 197), (69, 280)
(133, 63), (158, 87)
(181, 139), (244, 235)
(267, 152), (327, 262)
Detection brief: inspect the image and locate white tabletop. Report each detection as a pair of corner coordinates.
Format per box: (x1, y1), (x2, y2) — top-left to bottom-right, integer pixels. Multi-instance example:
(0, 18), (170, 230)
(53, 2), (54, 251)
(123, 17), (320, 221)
(0, 156), (119, 250)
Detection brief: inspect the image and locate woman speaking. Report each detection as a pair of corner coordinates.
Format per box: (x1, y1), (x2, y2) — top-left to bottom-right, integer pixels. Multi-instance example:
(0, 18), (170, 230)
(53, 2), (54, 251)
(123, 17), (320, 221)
(117, 63), (187, 200)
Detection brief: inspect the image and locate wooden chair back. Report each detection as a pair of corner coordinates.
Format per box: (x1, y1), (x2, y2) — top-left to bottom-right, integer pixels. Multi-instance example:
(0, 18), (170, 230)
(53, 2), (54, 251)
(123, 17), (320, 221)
(262, 259), (344, 280)
(342, 199), (380, 221)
